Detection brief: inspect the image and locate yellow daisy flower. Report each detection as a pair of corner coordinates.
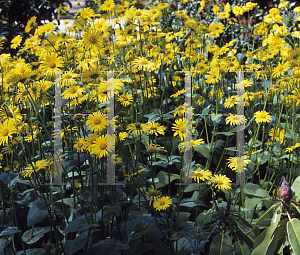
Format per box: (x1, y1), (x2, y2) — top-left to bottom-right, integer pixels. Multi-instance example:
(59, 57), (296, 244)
(0, 119), (17, 146)
(143, 121), (166, 136)
(126, 122), (147, 136)
(86, 114), (107, 133)
(62, 85), (85, 100)
(146, 185), (161, 204)
(22, 159), (48, 178)
(39, 52), (64, 75)
(117, 93), (133, 106)
(74, 138), (85, 153)
(189, 168), (212, 183)
(153, 196), (172, 211)
(82, 28), (102, 52)
(11, 35), (22, 49)
(225, 114), (246, 126)
(254, 110), (272, 124)
(211, 174), (232, 190)
(118, 132), (128, 141)
(227, 155), (251, 173)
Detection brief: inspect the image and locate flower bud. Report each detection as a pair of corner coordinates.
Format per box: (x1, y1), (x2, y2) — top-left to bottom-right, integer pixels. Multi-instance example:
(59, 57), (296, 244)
(280, 177), (292, 203)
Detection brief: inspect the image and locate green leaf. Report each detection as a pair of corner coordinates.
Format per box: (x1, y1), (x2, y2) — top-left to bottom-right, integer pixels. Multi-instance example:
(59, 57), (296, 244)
(153, 236), (173, 255)
(292, 176), (300, 202)
(196, 209), (214, 225)
(67, 231), (91, 255)
(22, 227), (51, 244)
(248, 138), (262, 148)
(184, 183), (206, 193)
(107, 202), (121, 217)
(170, 232), (182, 241)
(155, 171), (180, 188)
(0, 227), (21, 237)
(118, 75), (133, 82)
(234, 239), (251, 255)
(15, 248), (47, 255)
(177, 212), (190, 223)
(211, 114), (222, 125)
(27, 199), (50, 228)
(272, 146), (282, 157)
(216, 131), (236, 136)
(194, 144), (211, 159)
(63, 216), (94, 233)
(0, 238), (11, 253)
(238, 183), (269, 198)
(254, 227), (267, 248)
(152, 161), (169, 168)
(287, 218), (300, 255)
(279, 154), (298, 164)
(245, 195), (262, 210)
(233, 215), (259, 244)
(250, 206), (281, 255)
(209, 233), (233, 255)
(266, 225), (285, 255)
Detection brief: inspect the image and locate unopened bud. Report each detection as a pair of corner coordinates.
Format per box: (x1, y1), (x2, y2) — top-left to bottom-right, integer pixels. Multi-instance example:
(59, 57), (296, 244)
(280, 177), (292, 203)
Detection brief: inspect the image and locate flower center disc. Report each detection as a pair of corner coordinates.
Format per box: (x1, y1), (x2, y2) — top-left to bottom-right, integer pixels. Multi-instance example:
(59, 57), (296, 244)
(49, 62), (56, 68)
(94, 118), (101, 125)
(2, 129), (9, 136)
(90, 36), (97, 43)
(148, 146), (157, 153)
(64, 74), (72, 79)
(22, 90), (29, 96)
(70, 88), (77, 94)
(100, 143), (106, 150)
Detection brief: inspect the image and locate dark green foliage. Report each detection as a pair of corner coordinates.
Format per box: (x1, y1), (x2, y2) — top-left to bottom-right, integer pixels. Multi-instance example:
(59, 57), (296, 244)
(0, 0), (71, 52)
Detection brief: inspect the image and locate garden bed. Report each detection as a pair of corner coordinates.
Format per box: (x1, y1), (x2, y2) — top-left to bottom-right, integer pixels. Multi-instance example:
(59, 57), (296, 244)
(1, 0), (300, 254)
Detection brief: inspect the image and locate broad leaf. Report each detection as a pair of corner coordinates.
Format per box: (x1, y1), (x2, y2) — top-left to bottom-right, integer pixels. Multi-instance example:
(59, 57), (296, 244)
(266, 225), (285, 255)
(0, 237), (11, 253)
(107, 202), (121, 217)
(292, 176), (300, 202)
(194, 144), (211, 160)
(251, 206), (281, 255)
(245, 195), (262, 210)
(0, 227), (21, 237)
(90, 239), (117, 255)
(238, 183), (269, 198)
(155, 170), (180, 188)
(153, 236), (173, 255)
(16, 248), (47, 255)
(67, 231), (92, 255)
(63, 215), (94, 233)
(22, 227), (51, 244)
(209, 233), (233, 255)
(232, 215), (259, 244)
(287, 218), (300, 255)
(234, 239), (251, 255)
(27, 199), (50, 227)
